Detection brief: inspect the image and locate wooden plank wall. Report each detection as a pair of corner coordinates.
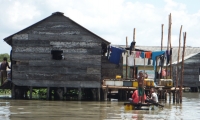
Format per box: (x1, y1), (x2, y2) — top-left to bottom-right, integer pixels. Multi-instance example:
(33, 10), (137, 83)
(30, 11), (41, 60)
(11, 15), (103, 88)
(101, 56), (123, 79)
(172, 53), (200, 87)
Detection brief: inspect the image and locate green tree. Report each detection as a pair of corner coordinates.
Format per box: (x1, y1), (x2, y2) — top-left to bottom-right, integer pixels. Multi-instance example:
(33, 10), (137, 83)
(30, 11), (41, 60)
(0, 53), (10, 62)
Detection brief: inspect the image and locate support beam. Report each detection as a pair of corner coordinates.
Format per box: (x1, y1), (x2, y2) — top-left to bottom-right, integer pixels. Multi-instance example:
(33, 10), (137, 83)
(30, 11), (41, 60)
(78, 87), (82, 101)
(64, 87), (67, 100)
(46, 87), (50, 100)
(29, 86), (33, 100)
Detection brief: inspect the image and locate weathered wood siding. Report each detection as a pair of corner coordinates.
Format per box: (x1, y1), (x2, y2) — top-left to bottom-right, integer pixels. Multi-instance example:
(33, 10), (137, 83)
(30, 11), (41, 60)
(11, 14), (104, 88)
(101, 56), (123, 79)
(173, 53), (200, 87)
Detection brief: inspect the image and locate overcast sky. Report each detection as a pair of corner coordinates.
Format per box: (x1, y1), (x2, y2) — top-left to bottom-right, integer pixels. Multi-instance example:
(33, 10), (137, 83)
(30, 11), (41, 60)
(0, 0), (200, 54)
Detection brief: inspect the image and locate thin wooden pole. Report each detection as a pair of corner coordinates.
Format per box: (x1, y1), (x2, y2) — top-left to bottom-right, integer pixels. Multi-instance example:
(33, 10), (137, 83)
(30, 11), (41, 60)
(176, 25), (182, 103)
(133, 28), (136, 79)
(169, 13), (172, 79)
(180, 32), (186, 103)
(30, 86), (33, 100)
(160, 24), (164, 79)
(166, 14), (170, 79)
(126, 37), (128, 79)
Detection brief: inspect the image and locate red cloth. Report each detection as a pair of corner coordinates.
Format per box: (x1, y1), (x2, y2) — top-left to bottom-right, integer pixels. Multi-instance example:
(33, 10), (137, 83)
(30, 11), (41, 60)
(145, 52), (152, 58)
(132, 90), (146, 103)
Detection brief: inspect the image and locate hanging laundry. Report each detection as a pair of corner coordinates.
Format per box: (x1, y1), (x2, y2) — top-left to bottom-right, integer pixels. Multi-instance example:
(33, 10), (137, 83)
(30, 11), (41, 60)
(145, 52), (152, 59)
(135, 51), (141, 58)
(147, 58), (151, 65)
(127, 54), (134, 66)
(108, 46), (125, 65)
(166, 48), (172, 65)
(159, 55), (165, 67)
(152, 51), (165, 70)
(129, 41), (136, 55)
(140, 52), (146, 58)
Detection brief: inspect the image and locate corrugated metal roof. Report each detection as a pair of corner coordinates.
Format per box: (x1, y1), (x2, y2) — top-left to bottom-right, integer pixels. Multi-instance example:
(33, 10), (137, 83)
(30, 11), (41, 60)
(113, 45), (200, 66)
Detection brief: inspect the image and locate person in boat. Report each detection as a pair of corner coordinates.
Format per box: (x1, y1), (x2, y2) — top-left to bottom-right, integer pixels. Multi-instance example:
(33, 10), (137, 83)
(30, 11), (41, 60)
(146, 88), (158, 103)
(129, 89), (147, 103)
(0, 57), (11, 85)
(137, 71), (145, 103)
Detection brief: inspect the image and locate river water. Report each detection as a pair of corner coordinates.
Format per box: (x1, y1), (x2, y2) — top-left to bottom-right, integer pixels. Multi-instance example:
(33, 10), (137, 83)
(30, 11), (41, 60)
(0, 92), (199, 120)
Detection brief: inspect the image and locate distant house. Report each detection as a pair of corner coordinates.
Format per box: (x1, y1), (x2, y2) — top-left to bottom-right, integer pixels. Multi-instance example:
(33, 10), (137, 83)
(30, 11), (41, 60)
(3, 12), (125, 100)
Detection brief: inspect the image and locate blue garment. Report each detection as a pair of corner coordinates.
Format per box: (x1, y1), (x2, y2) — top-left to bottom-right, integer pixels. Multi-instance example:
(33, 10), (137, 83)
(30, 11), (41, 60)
(152, 51), (165, 70)
(140, 52), (145, 58)
(108, 46), (125, 65)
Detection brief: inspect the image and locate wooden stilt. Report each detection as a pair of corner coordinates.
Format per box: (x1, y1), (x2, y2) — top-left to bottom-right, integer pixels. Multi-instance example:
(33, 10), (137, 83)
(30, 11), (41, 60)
(98, 88), (100, 101)
(46, 87), (50, 100)
(29, 86), (33, 100)
(11, 84), (15, 99)
(169, 91), (171, 102)
(64, 87), (67, 100)
(78, 87), (82, 101)
(173, 91), (175, 103)
(164, 90), (167, 102)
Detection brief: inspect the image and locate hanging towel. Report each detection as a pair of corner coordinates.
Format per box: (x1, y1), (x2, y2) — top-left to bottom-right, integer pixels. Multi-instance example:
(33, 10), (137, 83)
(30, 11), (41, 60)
(108, 46), (125, 65)
(140, 52), (146, 58)
(135, 51), (141, 58)
(128, 54), (134, 66)
(152, 51), (165, 70)
(145, 52), (152, 58)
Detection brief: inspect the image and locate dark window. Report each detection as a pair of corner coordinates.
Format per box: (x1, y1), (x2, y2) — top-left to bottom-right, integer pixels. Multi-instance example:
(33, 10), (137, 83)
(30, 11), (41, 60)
(51, 50), (64, 60)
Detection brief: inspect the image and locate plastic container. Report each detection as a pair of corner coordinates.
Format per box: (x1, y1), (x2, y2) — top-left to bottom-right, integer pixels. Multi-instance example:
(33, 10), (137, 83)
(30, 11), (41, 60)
(123, 81), (133, 87)
(105, 80), (115, 86)
(150, 79), (155, 87)
(166, 79), (173, 87)
(125, 104), (133, 110)
(132, 81), (138, 87)
(116, 75), (121, 79)
(114, 81), (123, 86)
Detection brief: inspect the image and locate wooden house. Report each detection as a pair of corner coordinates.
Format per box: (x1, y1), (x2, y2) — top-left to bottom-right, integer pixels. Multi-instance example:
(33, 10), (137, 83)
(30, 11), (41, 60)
(3, 12), (123, 100)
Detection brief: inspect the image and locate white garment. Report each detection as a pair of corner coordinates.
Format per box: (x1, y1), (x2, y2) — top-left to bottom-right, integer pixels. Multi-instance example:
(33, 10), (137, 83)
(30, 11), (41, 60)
(127, 55), (134, 66)
(151, 92), (158, 103)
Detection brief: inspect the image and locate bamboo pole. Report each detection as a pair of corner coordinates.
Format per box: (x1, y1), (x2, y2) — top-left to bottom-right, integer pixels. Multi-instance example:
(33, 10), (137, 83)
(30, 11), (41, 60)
(166, 14), (170, 79)
(180, 32), (186, 103)
(133, 28), (136, 79)
(126, 37), (128, 79)
(169, 13), (172, 79)
(160, 24), (164, 79)
(176, 25), (182, 103)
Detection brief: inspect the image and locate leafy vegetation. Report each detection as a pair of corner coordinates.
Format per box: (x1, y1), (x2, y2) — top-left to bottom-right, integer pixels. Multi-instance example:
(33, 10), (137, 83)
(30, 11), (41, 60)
(0, 53), (10, 62)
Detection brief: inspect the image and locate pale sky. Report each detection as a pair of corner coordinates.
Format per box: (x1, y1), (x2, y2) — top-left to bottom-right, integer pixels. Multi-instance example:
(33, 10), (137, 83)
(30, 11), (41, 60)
(1, 0), (200, 54)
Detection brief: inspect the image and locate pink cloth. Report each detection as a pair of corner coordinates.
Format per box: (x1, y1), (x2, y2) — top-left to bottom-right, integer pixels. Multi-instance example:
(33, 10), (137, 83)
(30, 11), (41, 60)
(135, 51), (141, 58)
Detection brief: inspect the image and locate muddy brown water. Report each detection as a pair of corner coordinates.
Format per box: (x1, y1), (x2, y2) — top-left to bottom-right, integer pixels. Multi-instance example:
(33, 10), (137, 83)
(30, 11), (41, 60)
(0, 93), (199, 120)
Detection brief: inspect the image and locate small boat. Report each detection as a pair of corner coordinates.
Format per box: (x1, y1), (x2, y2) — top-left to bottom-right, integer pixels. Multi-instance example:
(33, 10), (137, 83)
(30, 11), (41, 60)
(124, 102), (164, 110)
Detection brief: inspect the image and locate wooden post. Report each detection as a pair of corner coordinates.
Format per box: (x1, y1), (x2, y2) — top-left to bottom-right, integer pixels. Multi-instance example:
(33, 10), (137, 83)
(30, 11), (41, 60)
(78, 87), (82, 101)
(98, 88), (100, 101)
(169, 91), (171, 102)
(176, 25), (182, 103)
(180, 32), (186, 103)
(169, 13), (172, 79)
(160, 24), (164, 79)
(133, 28), (136, 79)
(126, 37), (128, 79)
(11, 84), (15, 99)
(64, 87), (67, 100)
(173, 90), (175, 103)
(46, 87), (50, 100)
(29, 86), (33, 100)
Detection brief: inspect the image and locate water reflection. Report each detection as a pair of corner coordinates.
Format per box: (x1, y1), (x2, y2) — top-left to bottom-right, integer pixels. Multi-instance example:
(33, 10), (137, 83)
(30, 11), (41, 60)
(0, 93), (199, 120)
